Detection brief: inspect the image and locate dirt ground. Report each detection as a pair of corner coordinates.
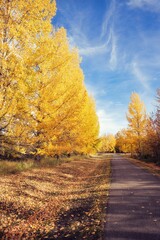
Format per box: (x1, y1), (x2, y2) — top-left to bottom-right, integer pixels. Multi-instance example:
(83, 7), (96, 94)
(0, 154), (110, 240)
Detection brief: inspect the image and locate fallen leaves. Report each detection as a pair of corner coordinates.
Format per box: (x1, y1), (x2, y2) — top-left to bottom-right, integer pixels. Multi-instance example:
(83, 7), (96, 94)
(0, 154), (110, 239)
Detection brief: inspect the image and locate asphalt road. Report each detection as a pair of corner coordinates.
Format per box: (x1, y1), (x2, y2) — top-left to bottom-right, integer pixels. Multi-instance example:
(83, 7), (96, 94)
(104, 155), (160, 240)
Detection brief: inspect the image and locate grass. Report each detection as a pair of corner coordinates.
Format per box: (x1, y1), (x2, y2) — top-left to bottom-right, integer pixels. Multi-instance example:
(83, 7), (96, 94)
(0, 156), (73, 175)
(0, 160), (35, 175)
(0, 154), (111, 239)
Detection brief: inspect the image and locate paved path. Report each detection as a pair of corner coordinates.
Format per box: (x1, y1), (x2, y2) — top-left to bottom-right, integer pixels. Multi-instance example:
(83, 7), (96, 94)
(105, 155), (160, 240)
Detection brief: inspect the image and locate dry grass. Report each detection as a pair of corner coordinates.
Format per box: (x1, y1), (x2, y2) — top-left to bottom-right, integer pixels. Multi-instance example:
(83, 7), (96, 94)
(0, 160), (35, 175)
(0, 157), (67, 175)
(126, 157), (160, 176)
(0, 154), (110, 239)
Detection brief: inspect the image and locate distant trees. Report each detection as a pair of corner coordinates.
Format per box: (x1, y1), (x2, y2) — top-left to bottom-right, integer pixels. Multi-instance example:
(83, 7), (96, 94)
(98, 134), (116, 153)
(145, 89), (160, 161)
(116, 90), (160, 164)
(0, 0), (99, 158)
(116, 93), (147, 156)
(126, 92), (147, 156)
(116, 129), (133, 154)
(1, 0), (159, 163)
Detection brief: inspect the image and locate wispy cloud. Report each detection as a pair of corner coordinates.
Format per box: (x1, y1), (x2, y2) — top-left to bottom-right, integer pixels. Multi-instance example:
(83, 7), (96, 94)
(78, 29), (118, 71)
(131, 61), (151, 91)
(60, 0), (118, 70)
(101, 0), (118, 69)
(109, 29), (117, 70)
(79, 35), (111, 57)
(55, 0), (160, 134)
(101, 0), (116, 39)
(127, 0), (160, 11)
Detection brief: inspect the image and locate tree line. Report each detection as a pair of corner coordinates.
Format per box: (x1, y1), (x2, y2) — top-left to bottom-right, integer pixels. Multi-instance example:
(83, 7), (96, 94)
(116, 90), (160, 163)
(98, 90), (160, 164)
(0, 0), (99, 159)
(1, 1), (159, 164)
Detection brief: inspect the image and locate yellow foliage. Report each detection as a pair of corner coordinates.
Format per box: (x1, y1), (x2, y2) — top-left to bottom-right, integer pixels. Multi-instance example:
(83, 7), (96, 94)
(116, 129), (136, 154)
(0, 0), (99, 157)
(126, 92), (147, 155)
(98, 134), (116, 153)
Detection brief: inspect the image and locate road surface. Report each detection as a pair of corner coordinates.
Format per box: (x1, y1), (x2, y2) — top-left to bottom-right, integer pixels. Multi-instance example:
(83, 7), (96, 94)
(105, 155), (160, 240)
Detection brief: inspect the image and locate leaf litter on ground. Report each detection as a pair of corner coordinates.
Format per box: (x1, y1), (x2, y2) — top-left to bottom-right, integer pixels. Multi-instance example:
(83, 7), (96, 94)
(0, 154), (110, 239)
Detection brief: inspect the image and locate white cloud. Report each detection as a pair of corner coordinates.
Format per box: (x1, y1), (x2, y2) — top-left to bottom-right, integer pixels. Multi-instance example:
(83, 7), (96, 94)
(139, 90), (156, 113)
(130, 60), (158, 114)
(85, 83), (107, 98)
(78, 28), (118, 72)
(85, 81), (128, 136)
(97, 108), (127, 136)
(56, 0), (160, 135)
(96, 98), (128, 136)
(79, 41), (110, 57)
(101, 0), (116, 39)
(127, 0), (160, 11)
(109, 30), (117, 70)
(61, 0), (118, 70)
(131, 61), (151, 91)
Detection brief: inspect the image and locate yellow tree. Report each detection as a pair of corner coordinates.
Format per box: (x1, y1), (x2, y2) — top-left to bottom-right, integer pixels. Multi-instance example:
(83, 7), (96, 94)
(28, 28), (99, 156)
(99, 134), (116, 153)
(1, 0), (99, 158)
(126, 92), (147, 156)
(24, 22), (100, 156)
(0, 0), (56, 155)
(116, 128), (136, 155)
(73, 95), (99, 154)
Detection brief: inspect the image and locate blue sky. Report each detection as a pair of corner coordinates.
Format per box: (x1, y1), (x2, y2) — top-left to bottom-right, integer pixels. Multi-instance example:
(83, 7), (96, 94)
(53, 0), (160, 135)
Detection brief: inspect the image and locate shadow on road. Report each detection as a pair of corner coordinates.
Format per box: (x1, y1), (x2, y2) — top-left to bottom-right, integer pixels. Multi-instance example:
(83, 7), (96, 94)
(105, 155), (160, 240)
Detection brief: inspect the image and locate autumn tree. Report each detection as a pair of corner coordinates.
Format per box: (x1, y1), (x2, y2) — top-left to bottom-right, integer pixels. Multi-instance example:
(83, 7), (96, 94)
(145, 89), (160, 162)
(126, 92), (147, 156)
(116, 90), (160, 162)
(116, 128), (139, 155)
(98, 134), (116, 153)
(1, 0), (99, 158)
(155, 88), (160, 134)
(27, 28), (99, 157)
(0, 0), (57, 155)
